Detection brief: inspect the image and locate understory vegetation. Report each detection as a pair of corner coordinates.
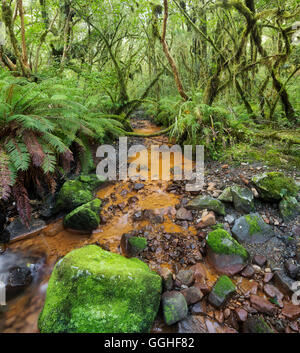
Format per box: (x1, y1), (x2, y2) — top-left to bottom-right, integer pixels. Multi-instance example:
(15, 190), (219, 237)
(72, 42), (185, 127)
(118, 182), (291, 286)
(0, 0), (299, 224)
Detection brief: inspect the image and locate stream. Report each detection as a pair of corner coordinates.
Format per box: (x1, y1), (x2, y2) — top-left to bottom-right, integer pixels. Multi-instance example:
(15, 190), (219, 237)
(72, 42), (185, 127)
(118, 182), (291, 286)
(0, 118), (295, 333)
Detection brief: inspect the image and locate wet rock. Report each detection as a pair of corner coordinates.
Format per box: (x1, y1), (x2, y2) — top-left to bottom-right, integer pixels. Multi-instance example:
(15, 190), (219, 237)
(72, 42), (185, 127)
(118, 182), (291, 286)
(243, 316), (273, 333)
(284, 259), (299, 280)
(181, 286), (203, 305)
(241, 265), (255, 278)
(121, 233), (147, 258)
(176, 269), (195, 287)
(231, 186), (255, 214)
(133, 211), (143, 221)
(158, 267), (173, 291)
(187, 196), (226, 216)
(208, 276), (236, 308)
(232, 213), (275, 244)
(55, 174), (106, 212)
(253, 255), (267, 267)
(191, 301), (207, 315)
(7, 218), (46, 241)
(206, 229), (249, 275)
(264, 273), (274, 283)
(133, 183), (145, 191)
(225, 215), (235, 225)
(235, 308), (248, 322)
(197, 211), (216, 229)
(178, 315), (208, 333)
(218, 187), (233, 203)
(263, 284), (284, 301)
(250, 295), (277, 316)
(6, 266), (33, 299)
(39, 245), (162, 333)
(282, 303), (300, 320)
(274, 270), (295, 295)
(279, 196), (300, 222)
(252, 172), (298, 201)
(63, 199), (101, 232)
(176, 208), (193, 221)
(162, 291), (188, 325)
(40, 194), (56, 219)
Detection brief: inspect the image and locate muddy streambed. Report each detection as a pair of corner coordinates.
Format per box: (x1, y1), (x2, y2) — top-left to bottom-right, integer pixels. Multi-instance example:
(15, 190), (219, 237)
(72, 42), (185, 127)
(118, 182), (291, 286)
(0, 119), (298, 333)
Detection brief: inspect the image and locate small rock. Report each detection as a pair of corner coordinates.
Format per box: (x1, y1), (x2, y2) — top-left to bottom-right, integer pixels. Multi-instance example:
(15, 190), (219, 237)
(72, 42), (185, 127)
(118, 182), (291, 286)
(274, 270), (295, 295)
(208, 276), (236, 309)
(250, 295), (277, 316)
(241, 265), (255, 278)
(181, 286), (203, 305)
(186, 196), (226, 216)
(197, 211), (216, 229)
(162, 291), (188, 325)
(133, 183), (145, 191)
(264, 273), (274, 283)
(235, 308), (248, 322)
(263, 284), (284, 301)
(251, 188), (259, 198)
(243, 316), (273, 333)
(6, 266), (33, 299)
(231, 186), (255, 214)
(253, 255), (267, 267)
(159, 267), (173, 291)
(218, 187), (233, 203)
(225, 215), (235, 225)
(284, 259), (299, 280)
(120, 234), (147, 258)
(282, 303), (300, 320)
(252, 265), (262, 273)
(191, 301), (207, 315)
(176, 269), (195, 287)
(176, 208), (193, 221)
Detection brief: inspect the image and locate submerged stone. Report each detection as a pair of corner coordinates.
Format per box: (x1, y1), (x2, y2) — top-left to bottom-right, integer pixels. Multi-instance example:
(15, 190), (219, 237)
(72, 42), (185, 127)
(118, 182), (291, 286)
(279, 196), (300, 222)
(206, 229), (249, 275)
(252, 172), (298, 201)
(38, 245), (162, 333)
(63, 199), (101, 232)
(232, 213), (275, 244)
(231, 186), (255, 213)
(208, 276), (236, 308)
(187, 196), (226, 216)
(162, 291), (188, 325)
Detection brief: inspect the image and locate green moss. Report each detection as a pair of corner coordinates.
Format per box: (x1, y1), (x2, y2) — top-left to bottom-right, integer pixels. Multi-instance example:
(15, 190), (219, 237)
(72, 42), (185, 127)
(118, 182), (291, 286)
(279, 196), (300, 222)
(187, 196), (226, 216)
(63, 199), (101, 232)
(207, 229), (249, 260)
(214, 275), (236, 298)
(128, 237), (147, 253)
(38, 245), (162, 333)
(254, 318), (273, 334)
(245, 214), (262, 235)
(252, 172), (298, 201)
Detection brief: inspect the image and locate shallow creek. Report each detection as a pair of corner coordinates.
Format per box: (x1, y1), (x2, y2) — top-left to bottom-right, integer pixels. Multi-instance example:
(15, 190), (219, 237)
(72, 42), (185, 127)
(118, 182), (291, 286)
(0, 120), (269, 333)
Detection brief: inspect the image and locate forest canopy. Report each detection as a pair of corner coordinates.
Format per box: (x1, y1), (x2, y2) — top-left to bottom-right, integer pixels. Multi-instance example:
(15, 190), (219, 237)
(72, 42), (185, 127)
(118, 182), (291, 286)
(0, 0), (299, 224)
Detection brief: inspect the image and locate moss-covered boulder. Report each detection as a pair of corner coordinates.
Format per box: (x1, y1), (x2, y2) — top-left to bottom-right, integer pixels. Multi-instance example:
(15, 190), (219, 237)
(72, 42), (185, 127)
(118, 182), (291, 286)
(279, 196), (300, 222)
(55, 174), (106, 212)
(38, 245), (162, 333)
(208, 276), (236, 308)
(63, 199), (101, 232)
(218, 187), (233, 203)
(232, 213), (275, 244)
(231, 186), (255, 213)
(206, 229), (249, 275)
(187, 196), (226, 216)
(252, 172), (298, 201)
(162, 291), (188, 325)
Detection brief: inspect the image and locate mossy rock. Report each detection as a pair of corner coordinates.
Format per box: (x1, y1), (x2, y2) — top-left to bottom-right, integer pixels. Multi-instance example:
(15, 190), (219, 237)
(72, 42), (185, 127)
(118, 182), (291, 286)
(206, 229), (249, 275)
(55, 174), (106, 212)
(207, 229), (249, 260)
(38, 245), (162, 333)
(63, 199), (102, 232)
(162, 291), (188, 326)
(231, 186), (255, 214)
(232, 213), (275, 244)
(243, 317), (273, 333)
(218, 187), (233, 203)
(208, 276), (236, 308)
(187, 196), (226, 216)
(128, 237), (147, 254)
(279, 196), (300, 222)
(252, 172), (298, 201)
